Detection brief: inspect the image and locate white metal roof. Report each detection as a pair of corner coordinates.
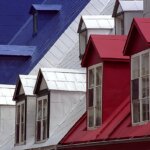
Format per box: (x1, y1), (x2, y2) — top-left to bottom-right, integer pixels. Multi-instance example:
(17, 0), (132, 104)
(19, 75), (37, 96)
(119, 1), (143, 13)
(0, 84), (15, 105)
(78, 15), (114, 32)
(40, 68), (86, 92)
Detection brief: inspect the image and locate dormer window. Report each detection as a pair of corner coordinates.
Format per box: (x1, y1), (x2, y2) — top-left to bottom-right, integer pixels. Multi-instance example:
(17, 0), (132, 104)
(36, 95), (48, 142)
(88, 63), (102, 128)
(15, 101), (25, 144)
(79, 30), (87, 58)
(131, 50), (150, 124)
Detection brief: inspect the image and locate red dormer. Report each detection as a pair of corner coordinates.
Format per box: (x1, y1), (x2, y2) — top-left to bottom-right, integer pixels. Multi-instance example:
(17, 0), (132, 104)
(124, 18), (150, 125)
(81, 35), (130, 128)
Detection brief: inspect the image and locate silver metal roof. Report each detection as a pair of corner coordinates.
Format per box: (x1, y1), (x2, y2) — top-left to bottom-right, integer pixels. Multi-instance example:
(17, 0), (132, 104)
(40, 68), (86, 92)
(0, 84), (15, 105)
(119, 1), (143, 13)
(78, 15), (114, 32)
(19, 75), (37, 96)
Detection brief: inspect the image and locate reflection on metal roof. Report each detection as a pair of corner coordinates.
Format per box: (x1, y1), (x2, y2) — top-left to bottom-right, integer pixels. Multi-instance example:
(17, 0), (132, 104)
(78, 15), (114, 32)
(19, 75), (37, 96)
(0, 84), (15, 105)
(40, 68), (86, 92)
(119, 1), (143, 12)
(0, 45), (36, 57)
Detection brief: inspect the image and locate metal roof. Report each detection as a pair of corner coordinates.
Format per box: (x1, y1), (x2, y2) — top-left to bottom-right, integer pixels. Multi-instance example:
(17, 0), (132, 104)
(78, 15), (114, 32)
(39, 68), (86, 92)
(29, 4), (62, 14)
(19, 75), (37, 96)
(119, 1), (143, 12)
(0, 84), (15, 105)
(82, 35), (129, 67)
(113, 0), (143, 17)
(0, 45), (36, 57)
(124, 18), (150, 55)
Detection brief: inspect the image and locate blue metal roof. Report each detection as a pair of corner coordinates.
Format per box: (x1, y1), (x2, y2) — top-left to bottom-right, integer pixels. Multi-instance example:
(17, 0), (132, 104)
(29, 4), (62, 14)
(0, 0), (90, 84)
(0, 45), (36, 56)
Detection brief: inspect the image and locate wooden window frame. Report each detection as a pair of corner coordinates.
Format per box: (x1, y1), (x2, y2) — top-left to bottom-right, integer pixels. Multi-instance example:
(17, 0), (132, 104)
(36, 95), (48, 143)
(87, 63), (103, 129)
(131, 49), (150, 125)
(15, 101), (25, 145)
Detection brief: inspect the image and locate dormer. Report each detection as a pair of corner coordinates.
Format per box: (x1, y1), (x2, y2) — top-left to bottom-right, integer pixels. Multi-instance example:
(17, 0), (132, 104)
(29, 4), (62, 36)
(81, 35), (130, 129)
(124, 18), (150, 125)
(77, 15), (114, 58)
(13, 75), (37, 146)
(143, 0), (150, 17)
(112, 0), (143, 35)
(33, 68), (86, 145)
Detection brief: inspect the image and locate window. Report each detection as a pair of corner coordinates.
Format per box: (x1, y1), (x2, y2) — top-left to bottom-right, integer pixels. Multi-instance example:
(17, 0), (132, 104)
(131, 50), (150, 124)
(15, 101), (25, 144)
(79, 30), (87, 59)
(88, 63), (102, 128)
(36, 95), (48, 142)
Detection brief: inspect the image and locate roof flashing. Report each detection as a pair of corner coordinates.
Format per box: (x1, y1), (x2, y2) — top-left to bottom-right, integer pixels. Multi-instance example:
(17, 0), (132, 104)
(29, 4), (62, 14)
(0, 45), (36, 57)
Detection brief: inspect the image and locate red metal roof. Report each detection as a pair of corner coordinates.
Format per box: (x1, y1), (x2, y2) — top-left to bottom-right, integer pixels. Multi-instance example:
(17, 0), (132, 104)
(81, 35), (129, 67)
(124, 18), (150, 55)
(60, 96), (150, 145)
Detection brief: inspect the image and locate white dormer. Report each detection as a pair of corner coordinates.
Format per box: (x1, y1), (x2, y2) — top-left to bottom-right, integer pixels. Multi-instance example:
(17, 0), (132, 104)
(112, 0), (143, 35)
(144, 0), (150, 17)
(77, 15), (114, 58)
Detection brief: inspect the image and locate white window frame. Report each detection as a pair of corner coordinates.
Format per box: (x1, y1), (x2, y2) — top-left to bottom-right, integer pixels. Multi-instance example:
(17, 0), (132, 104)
(36, 95), (48, 143)
(87, 63), (103, 129)
(15, 101), (25, 145)
(131, 48), (150, 125)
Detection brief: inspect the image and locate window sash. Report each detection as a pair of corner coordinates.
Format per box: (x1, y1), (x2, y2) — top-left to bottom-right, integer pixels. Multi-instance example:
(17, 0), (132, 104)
(88, 64), (102, 128)
(36, 96), (48, 142)
(15, 101), (25, 144)
(131, 50), (150, 124)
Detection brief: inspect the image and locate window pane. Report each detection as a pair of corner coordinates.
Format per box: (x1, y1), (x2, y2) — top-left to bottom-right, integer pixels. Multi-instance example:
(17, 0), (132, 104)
(89, 69), (94, 88)
(96, 86), (101, 107)
(21, 123), (24, 142)
(142, 76), (149, 98)
(132, 79), (139, 100)
(142, 99), (149, 121)
(133, 100), (140, 123)
(88, 89), (94, 107)
(21, 104), (24, 123)
(142, 53), (149, 76)
(36, 121), (41, 141)
(16, 124), (19, 144)
(96, 66), (102, 86)
(95, 107), (101, 126)
(132, 56), (140, 79)
(88, 108), (94, 128)
(43, 120), (47, 140)
(38, 100), (42, 120)
(16, 105), (20, 124)
(43, 99), (48, 119)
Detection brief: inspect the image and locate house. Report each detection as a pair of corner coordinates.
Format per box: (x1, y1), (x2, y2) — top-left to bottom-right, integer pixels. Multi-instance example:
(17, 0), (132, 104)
(14, 68), (86, 150)
(77, 15), (114, 58)
(57, 35), (132, 150)
(112, 0), (143, 35)
(0, 84), (15, 150)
